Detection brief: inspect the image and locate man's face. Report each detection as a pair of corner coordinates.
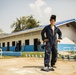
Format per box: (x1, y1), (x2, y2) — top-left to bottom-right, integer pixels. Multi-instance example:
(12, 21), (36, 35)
(50, 19), (56, 26)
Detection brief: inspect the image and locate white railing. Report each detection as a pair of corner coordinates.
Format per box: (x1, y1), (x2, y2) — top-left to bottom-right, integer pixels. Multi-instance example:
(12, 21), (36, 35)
(63, 47), (71, 57)
(74, 47), (76, 55)
(62, 47), (76, 59)
(0, 48), (2, 57)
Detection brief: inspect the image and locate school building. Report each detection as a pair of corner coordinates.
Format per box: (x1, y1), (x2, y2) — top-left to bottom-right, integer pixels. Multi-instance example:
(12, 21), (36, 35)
(0, 19), (76, 52)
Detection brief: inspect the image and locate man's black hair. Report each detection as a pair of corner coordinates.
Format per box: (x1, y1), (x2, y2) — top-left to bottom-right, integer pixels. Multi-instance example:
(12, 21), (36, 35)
(50, 15), (56, 21)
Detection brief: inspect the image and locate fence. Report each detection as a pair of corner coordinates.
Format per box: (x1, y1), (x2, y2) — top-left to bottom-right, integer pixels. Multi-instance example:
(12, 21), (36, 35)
(0, 48), (2, 57)
(61, 47), (76, 59)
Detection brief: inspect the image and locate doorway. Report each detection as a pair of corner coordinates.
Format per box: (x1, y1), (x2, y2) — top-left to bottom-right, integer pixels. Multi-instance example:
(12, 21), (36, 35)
(7, 42), (10, 51)
(34, 38), (38, 51)
(18, 40), (21, 51)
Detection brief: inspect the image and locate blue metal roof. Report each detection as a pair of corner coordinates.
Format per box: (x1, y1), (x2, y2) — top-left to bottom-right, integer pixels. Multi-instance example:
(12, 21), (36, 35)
(0, 19), (76, 39)
(39, 18), (76, 27)
(55, 18), (75, 26)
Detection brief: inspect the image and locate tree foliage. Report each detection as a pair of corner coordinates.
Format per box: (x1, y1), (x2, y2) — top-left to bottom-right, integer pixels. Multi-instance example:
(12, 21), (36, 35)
(11, 15), (40, 32)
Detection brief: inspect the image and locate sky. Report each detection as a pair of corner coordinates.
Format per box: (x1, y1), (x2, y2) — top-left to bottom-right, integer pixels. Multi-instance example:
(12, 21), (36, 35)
(0, 0), (76, 33)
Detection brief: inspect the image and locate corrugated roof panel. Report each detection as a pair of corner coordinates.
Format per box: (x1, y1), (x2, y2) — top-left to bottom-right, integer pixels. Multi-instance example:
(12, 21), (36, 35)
(0, 19), (75, 39)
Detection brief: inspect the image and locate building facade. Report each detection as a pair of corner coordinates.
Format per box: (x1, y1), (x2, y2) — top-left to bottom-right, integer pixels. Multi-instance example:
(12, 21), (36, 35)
(0, 19), (76, 52)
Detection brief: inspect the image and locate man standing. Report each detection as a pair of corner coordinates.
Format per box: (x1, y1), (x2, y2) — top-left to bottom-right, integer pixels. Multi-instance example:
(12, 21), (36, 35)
(37, 39), (44, 51)
(41, 15), (62, 72)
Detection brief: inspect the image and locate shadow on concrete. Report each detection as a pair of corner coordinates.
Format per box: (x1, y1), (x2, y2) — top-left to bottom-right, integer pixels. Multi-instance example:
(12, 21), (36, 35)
(23, 66), (43, 69)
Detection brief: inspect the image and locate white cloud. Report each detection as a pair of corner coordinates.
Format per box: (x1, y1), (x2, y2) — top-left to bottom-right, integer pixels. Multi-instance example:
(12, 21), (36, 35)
(44, 7), (52, 15)
(34, 0), (46, 7)
(29, 3), (34, 9)
(29, 0), (52, 25)
(29, 0), (46, 8)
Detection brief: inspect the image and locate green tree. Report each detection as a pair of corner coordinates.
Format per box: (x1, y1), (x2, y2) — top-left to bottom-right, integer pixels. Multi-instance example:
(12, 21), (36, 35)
(25, 15), (39, 29)
(11, 15), (40, 32)
(11, 18), (22, 32)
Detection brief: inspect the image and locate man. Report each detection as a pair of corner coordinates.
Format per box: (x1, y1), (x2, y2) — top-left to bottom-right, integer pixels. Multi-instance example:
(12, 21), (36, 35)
(41, 15), (62, 72)
(15, 42), (21, 52)
(37, 39), (45, 51)
(15, 42), (19, 52)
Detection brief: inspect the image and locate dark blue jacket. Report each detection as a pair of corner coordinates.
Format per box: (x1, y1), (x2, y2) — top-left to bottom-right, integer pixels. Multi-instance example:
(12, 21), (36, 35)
(41, 25), (62, 45)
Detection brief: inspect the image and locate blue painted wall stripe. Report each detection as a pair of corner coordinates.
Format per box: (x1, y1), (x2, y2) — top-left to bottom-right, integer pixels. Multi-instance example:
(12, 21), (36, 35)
(1, 44), (76, 52)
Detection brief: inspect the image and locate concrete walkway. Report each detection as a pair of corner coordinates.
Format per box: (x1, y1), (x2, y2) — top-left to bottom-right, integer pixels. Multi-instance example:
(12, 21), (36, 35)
(0, 57), (76, 75)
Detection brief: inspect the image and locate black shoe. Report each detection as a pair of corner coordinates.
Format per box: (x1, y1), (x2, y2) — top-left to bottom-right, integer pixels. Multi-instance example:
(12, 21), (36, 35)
(41, 67), (49, 72)
(49, 67), (55, 71)
(50, 68), (54, 71)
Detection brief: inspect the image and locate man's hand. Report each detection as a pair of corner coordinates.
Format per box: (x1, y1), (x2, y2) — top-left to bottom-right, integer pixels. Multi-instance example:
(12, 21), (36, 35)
(44, 39), (49, 42)
(43, 39), (49, 45)
(56, 39), (61, 42)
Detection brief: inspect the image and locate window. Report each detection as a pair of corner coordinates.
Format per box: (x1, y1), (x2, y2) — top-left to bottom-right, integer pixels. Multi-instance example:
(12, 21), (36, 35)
(25, 40), (29, 45)
(2, 42), (5, 47)
(12, 41), (15, 46)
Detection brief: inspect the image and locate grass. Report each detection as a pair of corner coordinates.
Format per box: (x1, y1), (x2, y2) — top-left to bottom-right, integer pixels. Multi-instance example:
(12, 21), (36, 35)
(0, 52), (45, 59)
(22, 52), (44, 57)
(0, 51), (76, 59)
(21, 52), (62, 58)
(68, 51), (76, 54)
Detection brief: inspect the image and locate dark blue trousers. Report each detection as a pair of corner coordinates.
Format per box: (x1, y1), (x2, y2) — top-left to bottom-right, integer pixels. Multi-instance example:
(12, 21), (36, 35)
(44, 41), (57, 67)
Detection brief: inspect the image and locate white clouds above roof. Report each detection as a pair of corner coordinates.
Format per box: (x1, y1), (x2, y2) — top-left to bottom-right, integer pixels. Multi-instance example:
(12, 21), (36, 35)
(44, 7), (52, 15)
(29, 0), (52, 25)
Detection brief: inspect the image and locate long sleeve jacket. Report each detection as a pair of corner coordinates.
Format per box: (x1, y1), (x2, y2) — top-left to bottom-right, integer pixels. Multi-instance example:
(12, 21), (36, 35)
(41, 25), (62, 45)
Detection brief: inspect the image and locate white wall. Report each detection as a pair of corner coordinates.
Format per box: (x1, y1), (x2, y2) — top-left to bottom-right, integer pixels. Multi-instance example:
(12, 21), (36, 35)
(58, 24), (76, 41)
(0, 30), (42, 47)
(0, 24), (76, 47)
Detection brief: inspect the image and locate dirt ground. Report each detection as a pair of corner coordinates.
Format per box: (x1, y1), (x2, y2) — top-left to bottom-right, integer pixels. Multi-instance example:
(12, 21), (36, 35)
(0, 57), (76, 75)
